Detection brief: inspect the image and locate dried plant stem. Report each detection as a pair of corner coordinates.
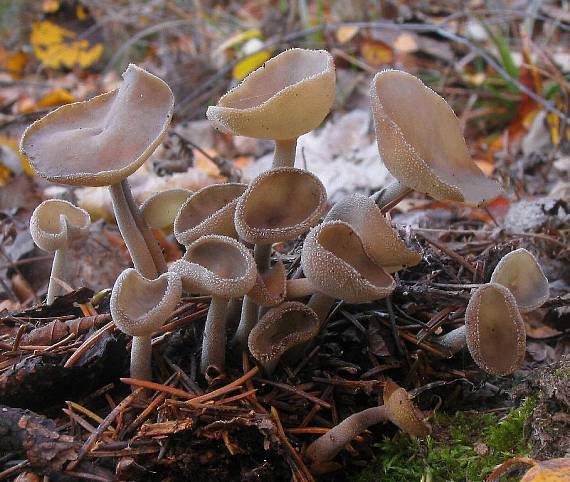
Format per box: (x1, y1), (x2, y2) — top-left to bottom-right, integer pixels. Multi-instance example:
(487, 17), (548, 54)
(201, 296), (229, 374)
(46, 248), (66, 304)
(371, 180), (413, 212)
(131, 335), (152, 381)
(109, 182), (157, 279)
(273, 138), (297, 168)
(306, 406), (388, 465)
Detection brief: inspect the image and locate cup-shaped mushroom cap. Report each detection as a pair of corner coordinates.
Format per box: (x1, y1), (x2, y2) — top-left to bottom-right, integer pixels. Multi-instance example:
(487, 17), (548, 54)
(301, 220), (396, 303)
(169, 235), (256, 298)
(141, 189), (193, 230)
(490, 248), (549, 312)
(326, 193), (420, 273)
(110, 269), (182, 337)
(371, 70), (502, 206)
(465, 283), (525, 375)
(20, 64), (174, 187)
(235, 167), (327, 244)
(207, 49), (335, 140)
(174, 183), (247, 247)
(248, 260), (287, 307)
(248, 301), (319, 368)
(383, 380), (431, 438)
(30, 199), (91, 252)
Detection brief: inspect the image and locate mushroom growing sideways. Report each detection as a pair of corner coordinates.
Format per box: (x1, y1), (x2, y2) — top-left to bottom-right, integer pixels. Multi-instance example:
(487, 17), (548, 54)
(207, 48), (335, 168)
(370, 70), (502, 211)
(110, 269), (182, 381)
(305, 380), (430, 467)
(141, 188), (193, 232)
(169, 235), (256, 375)
(20, 64), (175, 279)
(30, 199), (91, 304)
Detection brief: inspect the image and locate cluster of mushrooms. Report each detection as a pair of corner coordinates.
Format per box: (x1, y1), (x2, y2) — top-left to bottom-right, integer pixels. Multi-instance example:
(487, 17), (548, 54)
(20, 49), (550, 468)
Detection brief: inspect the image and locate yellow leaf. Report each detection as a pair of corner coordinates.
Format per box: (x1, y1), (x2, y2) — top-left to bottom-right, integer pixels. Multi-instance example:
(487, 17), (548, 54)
(0, 164), (12, 187)
(0, 136), (34, 176)
(336, 26), (359, 44)
(521, 458), (570, 481)
(5, 51), (29, 79)
(21, 88), (75, 113)
(233, 49), (272, 81)
(42, 0), (60, 13)
(360, 39), (393, 67)
(546, 112), (561, 146)
(76, 4), (88, 20)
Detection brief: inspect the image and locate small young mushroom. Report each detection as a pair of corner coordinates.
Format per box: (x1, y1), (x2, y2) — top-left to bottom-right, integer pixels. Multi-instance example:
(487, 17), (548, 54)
(30, 199), (91, 304)
(370, 70), (502, 211)
(305, 380), (430, 467)
(248, 301), (319, 374)
(437, 283), (526, 375)
(490, 248), (549, 312)
(110, 269), (181, 381)
(174, 183), (247, 247)
(169, 235), (256, 375)
(301, 220), (396, 323)
(207, 48), (335, 168)
(141, 189), (193, 232)
(232, 167), (327, 347)
(20, 64), (174, 279)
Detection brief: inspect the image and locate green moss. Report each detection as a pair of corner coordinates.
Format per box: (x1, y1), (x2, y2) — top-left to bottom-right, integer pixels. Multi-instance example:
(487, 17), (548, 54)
(356, 397), (536, 482)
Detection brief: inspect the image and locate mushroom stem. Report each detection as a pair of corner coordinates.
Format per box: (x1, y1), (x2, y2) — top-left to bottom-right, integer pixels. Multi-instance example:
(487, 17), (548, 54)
(254, 243), (272, 272)
(273, 139), (297, 168)
(122, 179), (167, 275)
(308, 291), (336, 326)
(130, 335), (153, 381)
(305, 406), (388, 465)
(46, 248), (66, 304)
(109, 182), (158, 279)
(286, 277), (316, 299)
(201, 296), (229, 374)
(435, 325), (467, 355)
(371, 181), (413, 213)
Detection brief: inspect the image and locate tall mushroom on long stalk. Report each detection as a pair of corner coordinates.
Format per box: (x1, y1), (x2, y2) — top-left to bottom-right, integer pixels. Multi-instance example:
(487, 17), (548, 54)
(207, 48), (335, 169)
(370, 70), (502, 212)
(111, 269), (181, 381)
(30, 199), (91, 304)
(169, 235), (257, 375)
(20, 64), (174, 279)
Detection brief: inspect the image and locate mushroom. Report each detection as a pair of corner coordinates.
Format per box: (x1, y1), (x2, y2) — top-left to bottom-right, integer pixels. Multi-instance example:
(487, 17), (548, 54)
(169, 235), (256, 375)
(232, 167), (327, 348)
(30, 199), (91, 304)
(490, 248), (549, 312)
(141, 188), (193, 232)
(207, 48), (335, 168)
(248, 301), (319, 374)
(436, 283), (526, 375)
(174, 183), (247, 247)
(301, 220), (396, 323)
(110, 269), (181, 381)
(370, 70), (502, 211)
(305, 380), (431, 467)
(20, 64), (175, 279)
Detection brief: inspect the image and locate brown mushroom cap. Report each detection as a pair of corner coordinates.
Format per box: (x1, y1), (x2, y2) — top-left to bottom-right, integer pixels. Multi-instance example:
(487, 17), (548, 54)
(371, 70), (502, 206)
(141, 189), (193, 230)
(301, 220), (396, 303)
(207, 49), (335, 140)
(110, 269), (182, 337)
(248, 301), (319, 369)
(174, 183), (247, 246)
(30, 199), (91, 252)
(326, 193), (421, 272)
(383, 380), (431, 437)
(490, 248), (549, 312)
(465, 283), (526, 375)
(20, 64), (174, 187)
(169, 235), (256, 298)
(235, 167), (327, 244)
(247, 259), (287, 306)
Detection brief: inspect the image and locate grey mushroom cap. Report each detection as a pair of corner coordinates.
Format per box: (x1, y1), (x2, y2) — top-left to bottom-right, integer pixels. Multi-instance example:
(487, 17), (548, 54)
(30, 199), (91, 252)
(490, 248), (549, 312)
(20, 64), (174, 187)
(206, 48), (335, 140)
(110, 269), (182, 337)
(141, 189), (193, 230)
(169, 235), (256, 298)
(371, 69), (502, 206)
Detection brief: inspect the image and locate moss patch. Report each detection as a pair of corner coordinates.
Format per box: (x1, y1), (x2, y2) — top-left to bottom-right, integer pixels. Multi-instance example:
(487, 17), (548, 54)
(356, 396), (536, 482)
